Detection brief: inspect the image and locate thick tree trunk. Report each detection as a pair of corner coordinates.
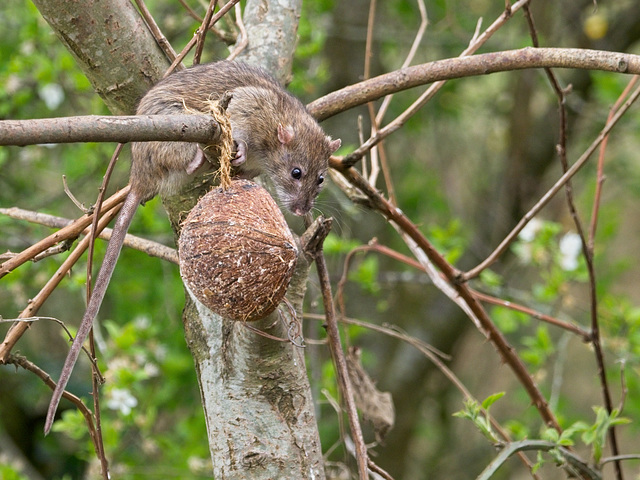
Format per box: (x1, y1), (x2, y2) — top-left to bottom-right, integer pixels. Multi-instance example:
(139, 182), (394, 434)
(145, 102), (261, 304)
(182, 260), (325, 479)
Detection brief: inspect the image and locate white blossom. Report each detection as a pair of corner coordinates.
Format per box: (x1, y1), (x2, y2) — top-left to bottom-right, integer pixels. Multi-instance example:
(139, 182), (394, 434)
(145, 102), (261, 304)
(134, 315), (151, 329)
(38, 83), (65, 110)
(144, 362), (160, 378)
(559, 232), (582, 271)
(106, 388), (138, 415)
(519, 218), (543, 242)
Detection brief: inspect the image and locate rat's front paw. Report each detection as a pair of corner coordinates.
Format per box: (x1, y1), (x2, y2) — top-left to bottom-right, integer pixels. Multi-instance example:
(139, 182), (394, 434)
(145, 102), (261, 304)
(231, 140), (247, 166)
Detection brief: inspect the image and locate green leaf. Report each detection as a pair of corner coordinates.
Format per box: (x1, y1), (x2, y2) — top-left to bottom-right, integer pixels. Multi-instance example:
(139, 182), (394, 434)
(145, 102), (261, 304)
(581, 407), (632, 464)
(481, 391), (505, 410)
(541, 427), (559, 443)
(322, 233), (361, 255)
(348, 256), (380, 295)
(479, 268), (503, 288)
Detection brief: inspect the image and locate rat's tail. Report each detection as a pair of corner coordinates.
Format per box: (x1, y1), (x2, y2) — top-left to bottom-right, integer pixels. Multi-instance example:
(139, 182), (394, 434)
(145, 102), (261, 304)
(44, 191), (140, 434)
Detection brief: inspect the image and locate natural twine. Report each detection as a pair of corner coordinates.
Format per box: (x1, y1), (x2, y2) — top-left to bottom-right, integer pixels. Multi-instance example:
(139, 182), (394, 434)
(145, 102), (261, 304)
(205, 99), (234, 189)
(183, 98), (234, 189)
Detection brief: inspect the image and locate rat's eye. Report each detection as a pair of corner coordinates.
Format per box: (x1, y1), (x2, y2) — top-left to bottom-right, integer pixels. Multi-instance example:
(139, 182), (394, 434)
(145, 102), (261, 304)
(291, 167), (302, 180)
(318, 174), (324, 185)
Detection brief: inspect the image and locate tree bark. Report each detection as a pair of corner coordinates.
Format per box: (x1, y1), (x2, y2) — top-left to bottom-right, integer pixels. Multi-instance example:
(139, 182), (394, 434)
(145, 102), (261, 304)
(31, 0), (170, 114)
(182, 260), (325, 479)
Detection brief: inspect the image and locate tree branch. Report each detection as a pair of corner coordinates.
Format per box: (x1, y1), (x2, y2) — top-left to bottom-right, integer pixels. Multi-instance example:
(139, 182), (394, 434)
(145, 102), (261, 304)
(309, 47), (640, 121)
(0, 115), (219, 146)
(0, 187), (130, 279)
(0, 207), (178, 264)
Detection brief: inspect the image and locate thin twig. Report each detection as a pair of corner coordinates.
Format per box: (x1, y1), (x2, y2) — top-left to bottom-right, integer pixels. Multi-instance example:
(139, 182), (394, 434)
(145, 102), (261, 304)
(226, 3), (247, 61)
(166, 0), (241, 76)
(84, 144), (123, 480)
(134, 0), (179, 64)
(62, 175), (91, 213)
(375, 0), (428, 124)
(32, 239), (75, 262)
(313, 240), (369, 479)
(588, 76), (639, 247)
(363, 0), (380, 186)
(90, 329), (108, 479)
(178, 0), (203, 22)
(193, 0), (218, 65)
(368, 459), (395, 480)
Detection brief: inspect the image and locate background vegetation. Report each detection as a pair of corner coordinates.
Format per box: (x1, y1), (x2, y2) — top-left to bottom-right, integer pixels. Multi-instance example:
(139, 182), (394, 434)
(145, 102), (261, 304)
(2, 0), (640, 479)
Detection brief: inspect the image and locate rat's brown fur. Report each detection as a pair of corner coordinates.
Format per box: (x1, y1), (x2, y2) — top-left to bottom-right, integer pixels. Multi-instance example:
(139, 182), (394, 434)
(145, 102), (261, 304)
(131, 61), (340, 213)
(45, 61), (340, 434)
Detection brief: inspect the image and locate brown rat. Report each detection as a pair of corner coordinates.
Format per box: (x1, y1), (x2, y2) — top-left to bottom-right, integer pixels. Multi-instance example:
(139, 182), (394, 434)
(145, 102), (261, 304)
(45, 60), (341, 433)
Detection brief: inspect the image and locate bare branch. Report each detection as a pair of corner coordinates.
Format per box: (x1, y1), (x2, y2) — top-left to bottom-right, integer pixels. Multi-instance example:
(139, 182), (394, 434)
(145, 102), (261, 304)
(309, 47), (640, 121)
(226, 3), (248, 61)
(0, 206), (178, 264)
(7, 354), (103, 467)
(193, 0), (218, 65)
(309, 216), (369, 480)
(0, 187), (130, 279)
(0, 115), (219, 146)
(134, 0), (179, 64)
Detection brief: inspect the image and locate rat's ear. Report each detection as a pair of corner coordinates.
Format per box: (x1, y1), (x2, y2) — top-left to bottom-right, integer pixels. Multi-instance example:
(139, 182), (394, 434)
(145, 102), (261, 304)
(327, 137), (341, 153)
(278, 123), (295, 145)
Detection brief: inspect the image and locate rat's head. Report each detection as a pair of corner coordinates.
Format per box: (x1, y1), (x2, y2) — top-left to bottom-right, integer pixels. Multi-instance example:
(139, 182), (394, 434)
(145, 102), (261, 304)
(269, 123), (341, 216)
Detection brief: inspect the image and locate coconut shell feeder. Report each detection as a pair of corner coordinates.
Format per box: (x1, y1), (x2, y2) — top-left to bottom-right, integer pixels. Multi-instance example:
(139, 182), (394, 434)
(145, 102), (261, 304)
(178, 179), (298, 322)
